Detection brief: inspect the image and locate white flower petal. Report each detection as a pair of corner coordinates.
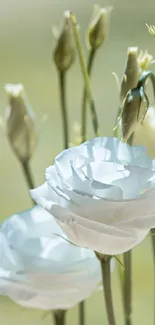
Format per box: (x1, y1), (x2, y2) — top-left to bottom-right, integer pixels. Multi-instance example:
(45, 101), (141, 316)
(31, 137), (155, 255)
(51, 189), (155, 225)
(112, 165), (155, 199)
(0, 273), (99, 310)
(30, 182), (60, 212)
(0, 206), (101, 309)
(55, 216), (148, 255)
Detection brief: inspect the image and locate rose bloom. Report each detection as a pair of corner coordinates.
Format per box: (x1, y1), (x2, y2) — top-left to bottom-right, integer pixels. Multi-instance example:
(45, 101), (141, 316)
(31, 137), (155, 255)
(0, 205), (101, 310)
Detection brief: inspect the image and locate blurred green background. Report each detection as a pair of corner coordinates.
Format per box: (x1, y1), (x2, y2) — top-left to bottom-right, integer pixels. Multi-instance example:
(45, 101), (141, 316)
(0, 0), (155, 323)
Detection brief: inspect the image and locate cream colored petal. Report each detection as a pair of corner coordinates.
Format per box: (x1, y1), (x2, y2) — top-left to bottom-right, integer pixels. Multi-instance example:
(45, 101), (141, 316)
(55, 216), (148, 255)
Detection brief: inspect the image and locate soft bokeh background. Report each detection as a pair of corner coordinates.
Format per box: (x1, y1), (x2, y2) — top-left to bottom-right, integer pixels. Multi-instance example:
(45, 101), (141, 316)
(0, 0), (155, 324)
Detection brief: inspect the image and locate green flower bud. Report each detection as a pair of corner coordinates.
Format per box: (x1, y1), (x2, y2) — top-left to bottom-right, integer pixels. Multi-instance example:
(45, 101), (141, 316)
(53, 11), (75, 72)
(120, 47), (140, 103)
(133, 71), (155, 154)
(121, 86), (149, 142)
(88, 7), (112, 50)
(5, 84), (36, 163)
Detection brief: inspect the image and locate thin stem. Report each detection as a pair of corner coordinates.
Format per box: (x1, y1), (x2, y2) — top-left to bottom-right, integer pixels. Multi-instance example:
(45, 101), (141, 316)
(59, 71), (69, 149)
(122, 133), (133, 325)
(81, 48), (96, 142)
(70, 13), (99, 138)
(52, 311), (66, 325)
(123, 251), (132, 325)
(21, 160), (35, 205)
(113, 105), (121, 138)
(151, 229), (155, 325)
(117, 255), (124, 295)
(100, 256), (116, 325)
(79, 301), (85, 325)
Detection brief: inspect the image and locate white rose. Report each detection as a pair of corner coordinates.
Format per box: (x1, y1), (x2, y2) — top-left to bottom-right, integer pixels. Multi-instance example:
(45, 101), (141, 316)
(31, 137), (155, 255)
(0, 205), (101, 310)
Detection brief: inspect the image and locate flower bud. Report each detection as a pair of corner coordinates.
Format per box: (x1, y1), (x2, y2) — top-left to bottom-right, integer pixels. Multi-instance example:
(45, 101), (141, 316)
(53, 11), (75, 72)
(5, 83), (36, 163)
(88, 7), (112, 50)
(121, 86), (149, 142)
(120, 47), (140, 103)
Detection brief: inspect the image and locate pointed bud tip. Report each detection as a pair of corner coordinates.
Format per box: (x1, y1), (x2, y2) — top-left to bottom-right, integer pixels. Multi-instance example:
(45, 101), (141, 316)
(100, 6), (113, 15)
(88, 6), (112, 50)
(4, 83), (24, 97)
(64, 10), (70, 19)
(127, 47), (138, 55)
(120, 46), (139, 102)
(53, 12), (75, 72)
(5, 83), (36, 163)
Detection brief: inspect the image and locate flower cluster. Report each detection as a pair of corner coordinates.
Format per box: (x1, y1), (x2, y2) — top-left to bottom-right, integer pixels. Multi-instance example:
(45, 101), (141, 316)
(1, 6), (155, 325)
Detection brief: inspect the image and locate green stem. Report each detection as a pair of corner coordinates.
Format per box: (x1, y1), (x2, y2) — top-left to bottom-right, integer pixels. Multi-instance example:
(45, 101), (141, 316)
(123, 251), (132, 325)
(59, 71), (69, 149)
(113, 105), (121, 138)
(117, 255), (124, 295)
(100, 255), (116, 325)
(21, 160), (35, 205)
(122, 135), (133, 325)
(151, 229), (155, 325)
(79, 301), (85, 325)
(70, 13), (99, 138)
(81, 48), (96, 142)
(52, 311), (66, 325)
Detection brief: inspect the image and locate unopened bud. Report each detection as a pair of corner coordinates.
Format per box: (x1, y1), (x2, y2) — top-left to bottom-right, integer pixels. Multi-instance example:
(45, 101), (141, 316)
(121, 86), (149, 142)
(53, 11), (75, 72)
(120, 47), (140, 103)
(5, 84), (36, 163)
(88, 7), (112, 50)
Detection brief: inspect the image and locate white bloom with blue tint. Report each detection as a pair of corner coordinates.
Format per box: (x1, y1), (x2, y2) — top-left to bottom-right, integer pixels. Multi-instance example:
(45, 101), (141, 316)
(0, 205), (101, 310)
(31, 137), (155, 255)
